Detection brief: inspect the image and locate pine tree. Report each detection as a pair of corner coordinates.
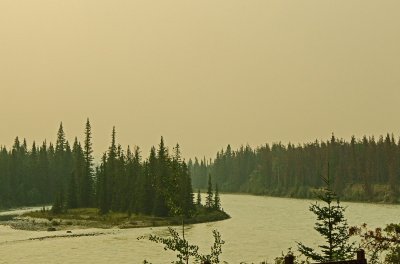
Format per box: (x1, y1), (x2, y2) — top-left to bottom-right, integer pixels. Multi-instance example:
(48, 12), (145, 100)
(72, 138), (84, 207)
(197, 189), (201, 205)
(108, 127), (118, 211)
(129, 146), (142, 213)
(98, 153), (109, 214)
(297, 165), (355, 262)
(206, 174), (213, 209)
(82, 118), (94, 207)
(55, 123), (66, 154)
(180, 161), (194, 217)
(141, 147), (157, 214)
(152, 137), (170, 217)
(54, 122), (67, 198)
(67, 172), (78, 209)
(214, 184), (221, 210)
(52, 189), (65, 214)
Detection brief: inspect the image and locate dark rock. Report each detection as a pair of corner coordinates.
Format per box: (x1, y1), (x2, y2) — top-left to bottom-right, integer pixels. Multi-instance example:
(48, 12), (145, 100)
(66, 230), (72, 233)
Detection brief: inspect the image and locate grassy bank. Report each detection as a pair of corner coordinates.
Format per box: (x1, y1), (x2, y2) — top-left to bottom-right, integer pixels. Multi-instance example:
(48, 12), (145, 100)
(234, 183), (400, 204)
(14, 207), (230, 231)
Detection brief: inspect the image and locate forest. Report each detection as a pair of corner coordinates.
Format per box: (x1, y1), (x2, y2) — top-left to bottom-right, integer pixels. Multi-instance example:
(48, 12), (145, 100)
(0, 120), (195, 217)
(1, 124), (399, 211)
(189, 134), (400, 203)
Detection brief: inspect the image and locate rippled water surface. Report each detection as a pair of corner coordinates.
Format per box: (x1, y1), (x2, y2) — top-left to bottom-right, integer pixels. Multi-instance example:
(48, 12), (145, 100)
(0, 194), (399, 263)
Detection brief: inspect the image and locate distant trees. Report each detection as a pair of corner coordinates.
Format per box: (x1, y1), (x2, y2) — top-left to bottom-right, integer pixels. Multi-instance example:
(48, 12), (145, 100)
(82, 118), (94, 207)
(206, 174), (213, 209)
(189, 134), (400, 203)
(203, 174), (221, 211)
(0, 121), (196, 219)
(196, 189), (201, 206)
(0, 123), (74, 208)
(214, 184), (221, 210)
(95, 131), (194, 217)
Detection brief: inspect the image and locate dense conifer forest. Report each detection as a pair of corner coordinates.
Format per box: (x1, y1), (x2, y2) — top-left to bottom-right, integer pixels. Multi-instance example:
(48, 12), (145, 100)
(0, 120), (195, 217)
(2, 124), (399, 210)
(189, 134), (400, 203)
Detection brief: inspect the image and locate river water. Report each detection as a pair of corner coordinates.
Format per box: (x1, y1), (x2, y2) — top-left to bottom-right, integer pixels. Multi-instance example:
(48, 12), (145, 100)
(0, 194), (399, 263)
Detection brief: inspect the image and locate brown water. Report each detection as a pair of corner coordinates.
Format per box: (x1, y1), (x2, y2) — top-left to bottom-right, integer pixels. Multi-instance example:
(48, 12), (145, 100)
(0, 194), (399, 263)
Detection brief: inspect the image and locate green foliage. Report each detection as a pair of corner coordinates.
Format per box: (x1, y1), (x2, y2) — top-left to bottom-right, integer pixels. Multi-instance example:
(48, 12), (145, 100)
(189, 135), (400, 203)
(51, 190), (65, 214)
(272, 248), (309, 264)
(350, 223), (400, 264)
(66, 172), (78, 209)
(95, 133), (195, 218)
(297, 172), (355, 262)
(206, 174), (213, 209)
(196, 189), (201, 205)
(0, 121), (206, 223)
(214, 184), (221, 210)
(139, 227), (224, 264)
(97, 153), (109, 214)
(82, 118), (94, 207)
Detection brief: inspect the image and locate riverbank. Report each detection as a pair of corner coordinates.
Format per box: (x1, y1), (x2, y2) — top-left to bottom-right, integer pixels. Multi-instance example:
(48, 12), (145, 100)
(3, 207), (230, 231)
(0, 194), (398, 263)
(196, 183), (399, 205)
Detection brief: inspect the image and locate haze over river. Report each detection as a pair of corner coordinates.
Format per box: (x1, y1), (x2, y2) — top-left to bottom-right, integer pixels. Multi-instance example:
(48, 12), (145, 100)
(0, 194), (399, 263)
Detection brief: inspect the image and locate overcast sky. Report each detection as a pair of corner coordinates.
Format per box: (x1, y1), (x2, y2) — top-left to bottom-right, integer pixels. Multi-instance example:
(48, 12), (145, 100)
(1, 0), (399, 160)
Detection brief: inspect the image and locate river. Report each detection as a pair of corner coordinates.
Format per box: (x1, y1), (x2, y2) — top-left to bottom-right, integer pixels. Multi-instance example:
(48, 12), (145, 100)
(0, 194), (398, 263)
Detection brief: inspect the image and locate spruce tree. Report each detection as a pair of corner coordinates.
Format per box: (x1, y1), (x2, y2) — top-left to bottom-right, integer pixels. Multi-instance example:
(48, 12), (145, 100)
(82, 118), (94, 207)
(67, 172), (78, 209)
(130, 146), (142, 213)
(54, 122), (67, 197)
(55, 123), (66, 154)
(98, 153), (109, 214)
(297, 167), (355, 262)
(214, 184), (221, 210)
(72, 138), (84, 206)
(107, 127), (118, 211)
(141, 147), (157, 214)
(197, 189), (201, 206)
(180, 161), (194, 217)
(206, 174), (213, 209)
(152, 137), (170, 217)
(52, 189), (65, 214)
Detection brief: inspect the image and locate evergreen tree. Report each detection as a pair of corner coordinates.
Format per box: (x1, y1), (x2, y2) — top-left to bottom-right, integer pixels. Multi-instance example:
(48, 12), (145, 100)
(67, 172), (78, 209)
(55, 122), (66, 153)
(152, 137), (170, 217)
(297, 166), (355, 262)
(214, 184), (221, 210)
(108, 127), (118, 211)
(179, 161), (195, 217)
(206, 174), (213, 209)
(52, 189), (65, 214)
(98, 153), (109, 214)
(82, 118), (94, 207)
(72, 138), (85, 207)
(197, 189), (201, 205)
(54, 122), (68, 197)
(141, 147), (157, 214)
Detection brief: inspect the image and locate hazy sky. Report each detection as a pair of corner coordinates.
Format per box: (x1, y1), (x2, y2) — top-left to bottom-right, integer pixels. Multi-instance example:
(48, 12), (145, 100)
(1, 0), (400, 160)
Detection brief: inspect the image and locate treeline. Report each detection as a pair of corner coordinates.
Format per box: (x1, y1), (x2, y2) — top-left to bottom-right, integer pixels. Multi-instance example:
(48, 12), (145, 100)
(0, 120), (195, 217)
(189, 134), (400, 203)
(0, 120), (93, 208)
(95, 128), (194, 217)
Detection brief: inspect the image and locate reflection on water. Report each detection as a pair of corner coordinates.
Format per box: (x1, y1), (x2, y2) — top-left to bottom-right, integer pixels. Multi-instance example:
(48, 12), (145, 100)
(0, 194), (398, 263)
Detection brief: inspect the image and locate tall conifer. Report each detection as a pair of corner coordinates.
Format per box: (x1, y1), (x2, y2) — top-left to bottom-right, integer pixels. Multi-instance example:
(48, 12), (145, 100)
(206, 174), (213, 209)
(82, 118), (94, 207)
(214, 184), (221, 210)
